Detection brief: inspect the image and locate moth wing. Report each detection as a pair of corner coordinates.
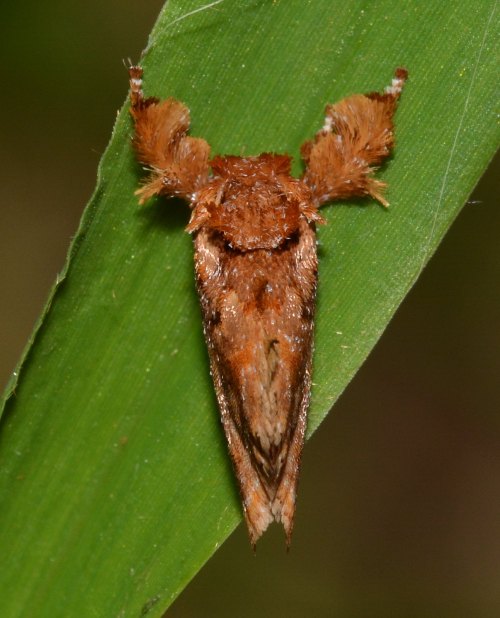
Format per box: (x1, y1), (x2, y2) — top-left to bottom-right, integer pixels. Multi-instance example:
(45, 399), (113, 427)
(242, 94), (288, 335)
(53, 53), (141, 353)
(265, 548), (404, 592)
(193, 221), (317, 545)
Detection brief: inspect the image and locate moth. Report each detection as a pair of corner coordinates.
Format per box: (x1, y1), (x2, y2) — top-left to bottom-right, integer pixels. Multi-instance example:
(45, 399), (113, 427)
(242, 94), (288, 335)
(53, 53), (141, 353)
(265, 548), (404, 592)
(128, 65), (407, 546)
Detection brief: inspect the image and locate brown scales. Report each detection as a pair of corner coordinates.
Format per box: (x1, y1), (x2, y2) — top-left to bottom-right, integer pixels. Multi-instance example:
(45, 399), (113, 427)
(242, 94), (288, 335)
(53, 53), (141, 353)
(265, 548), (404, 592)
(128, 64), (407, 547)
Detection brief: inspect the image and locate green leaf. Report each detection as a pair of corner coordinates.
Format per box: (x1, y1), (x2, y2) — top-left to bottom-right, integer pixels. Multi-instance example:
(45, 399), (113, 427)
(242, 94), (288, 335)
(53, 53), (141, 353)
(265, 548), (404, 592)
(0, 0), (498, 616)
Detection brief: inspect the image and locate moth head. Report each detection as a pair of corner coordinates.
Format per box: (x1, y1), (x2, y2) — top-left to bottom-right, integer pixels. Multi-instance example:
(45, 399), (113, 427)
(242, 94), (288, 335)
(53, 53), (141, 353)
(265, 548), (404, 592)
(186, 154), (321, 250)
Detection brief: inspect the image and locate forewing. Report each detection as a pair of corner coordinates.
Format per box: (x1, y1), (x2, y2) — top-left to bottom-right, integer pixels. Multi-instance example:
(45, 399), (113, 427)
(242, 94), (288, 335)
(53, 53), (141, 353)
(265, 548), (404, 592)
(193, 220), (317, 545)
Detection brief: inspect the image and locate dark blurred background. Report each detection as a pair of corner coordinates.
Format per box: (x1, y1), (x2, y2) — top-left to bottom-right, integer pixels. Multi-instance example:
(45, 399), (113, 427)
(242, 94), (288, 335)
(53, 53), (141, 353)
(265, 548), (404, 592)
(1, 2), (499, 616)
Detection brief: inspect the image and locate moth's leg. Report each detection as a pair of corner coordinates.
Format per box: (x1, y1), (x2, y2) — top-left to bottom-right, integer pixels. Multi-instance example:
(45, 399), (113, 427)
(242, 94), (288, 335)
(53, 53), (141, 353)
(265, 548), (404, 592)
(128, 65), (210, 204)
(301, 68), (407, 207)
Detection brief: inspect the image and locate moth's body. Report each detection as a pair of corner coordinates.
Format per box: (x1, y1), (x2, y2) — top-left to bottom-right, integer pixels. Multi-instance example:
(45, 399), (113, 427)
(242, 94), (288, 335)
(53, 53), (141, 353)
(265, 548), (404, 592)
(191, 155), (319, 541)
(128, 65), (407, 546)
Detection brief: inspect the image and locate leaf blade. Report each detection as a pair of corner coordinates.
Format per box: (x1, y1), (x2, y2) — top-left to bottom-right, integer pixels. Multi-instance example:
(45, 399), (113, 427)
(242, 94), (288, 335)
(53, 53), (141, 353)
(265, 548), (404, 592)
(0, 1), (498, 616)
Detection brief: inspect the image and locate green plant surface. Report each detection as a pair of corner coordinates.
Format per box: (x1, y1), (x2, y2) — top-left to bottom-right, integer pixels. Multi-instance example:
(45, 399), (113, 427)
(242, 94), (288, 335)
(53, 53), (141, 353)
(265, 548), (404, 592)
(0, 0), (498, 616)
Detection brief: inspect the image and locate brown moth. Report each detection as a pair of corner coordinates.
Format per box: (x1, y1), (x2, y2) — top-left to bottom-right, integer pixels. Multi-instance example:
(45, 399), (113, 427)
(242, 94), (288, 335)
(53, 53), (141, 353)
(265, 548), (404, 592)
(128, 65), (407, 547)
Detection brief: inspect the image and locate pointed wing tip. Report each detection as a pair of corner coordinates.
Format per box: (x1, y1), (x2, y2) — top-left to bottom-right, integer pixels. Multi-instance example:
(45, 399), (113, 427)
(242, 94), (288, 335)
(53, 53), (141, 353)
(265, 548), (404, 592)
(244, 493), (297, 548)
(245, 500), (274, 547)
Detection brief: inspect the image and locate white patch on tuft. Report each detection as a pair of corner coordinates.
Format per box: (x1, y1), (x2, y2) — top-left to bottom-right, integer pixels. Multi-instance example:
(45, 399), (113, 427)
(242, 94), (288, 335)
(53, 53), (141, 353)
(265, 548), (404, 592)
(322, 115), (333, 132)
(385, 77), (404, 95)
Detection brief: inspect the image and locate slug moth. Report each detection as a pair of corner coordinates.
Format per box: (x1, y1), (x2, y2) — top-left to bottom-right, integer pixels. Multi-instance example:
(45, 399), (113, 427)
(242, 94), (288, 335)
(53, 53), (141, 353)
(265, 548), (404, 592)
(128, 65), (407, 547)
